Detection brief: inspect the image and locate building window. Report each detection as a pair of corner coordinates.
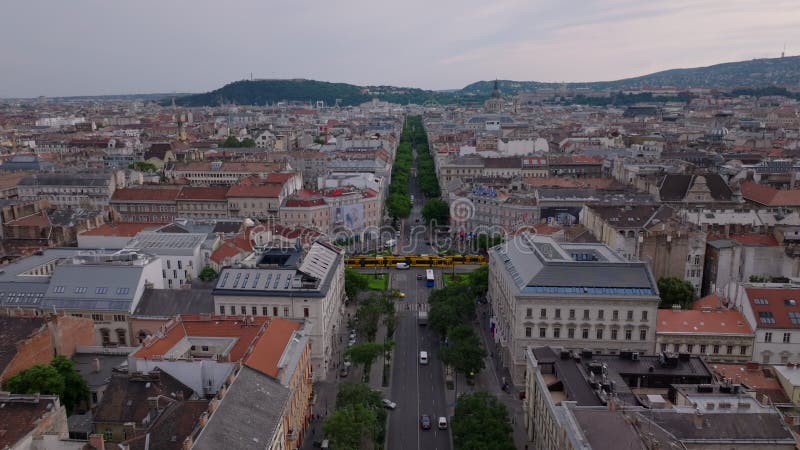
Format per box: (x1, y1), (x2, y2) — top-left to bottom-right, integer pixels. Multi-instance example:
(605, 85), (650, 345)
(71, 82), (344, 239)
(625, 329), (632, 340)
(525, 327), (532, 337)
(304, 307), (309, 318)
(781, 355), (790, 364)
(240, 306), (246, 315)
(641, 311), (648, 321)
(582, 328), (589, 339)
(639, 329), (646, 340)
(230, 306), (236, 315)
(273, 307), (278, 316)
(178, 260), (183, 270)
(95, 287), (108, 295)
(611, 329), (618, 340)
(251, 306), (257, 316)
(540, 308), (546, 318)
(74, 287), (87, 294)
(113, 315), (125, 322)
(687, 344), (694, 353)
(740, 345), (747, 355)
(612, 310), (619, 321)
(661, 343), (668, 352)
(568, 328), (575, 339)
(726, 346), (733, 355)
(765, 332), (773, 343)
(526, 308), (532, 318)
(713, 345), (720, 354)
(582, 310), (589, 320)
(700, 344), (707, 354)
(554, 309), (561, 319)
(553, 328), (561, 339)
(166, 260), (171, 269)
(220, 305), (225, 314)
(627, 310), (634, 321)
(596, 329), (603, 340)
(784, 333), (792, 343)
(116, 329), (126, 346)
(92, 314), (104, 321)
(569, 309), (575, 320)
(284, 307), (289, 317)
(597, 310), (604, 320)
(262, 307), (268, 316)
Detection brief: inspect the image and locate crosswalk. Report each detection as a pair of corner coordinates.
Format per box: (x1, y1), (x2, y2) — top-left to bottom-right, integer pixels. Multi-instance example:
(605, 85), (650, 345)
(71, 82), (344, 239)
(398, 302), (429, 312)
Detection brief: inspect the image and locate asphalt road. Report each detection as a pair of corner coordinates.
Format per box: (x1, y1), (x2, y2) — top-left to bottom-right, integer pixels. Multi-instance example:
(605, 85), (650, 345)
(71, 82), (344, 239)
(387, 268), (451, 450)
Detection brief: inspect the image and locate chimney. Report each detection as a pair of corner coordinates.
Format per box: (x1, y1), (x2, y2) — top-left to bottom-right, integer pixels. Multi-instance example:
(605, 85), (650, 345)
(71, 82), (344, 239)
(122, 422), (136, 440)
(693, 410), (704, 429)
(88, 434), (106, 450)
(198, 412), (209, 427)
(93, 358), (101, 373)
(176, 390), (184, 400)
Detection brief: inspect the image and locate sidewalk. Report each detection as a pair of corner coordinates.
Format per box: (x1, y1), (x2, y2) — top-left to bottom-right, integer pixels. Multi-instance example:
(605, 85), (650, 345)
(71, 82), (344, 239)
(473, 303), (528, 449)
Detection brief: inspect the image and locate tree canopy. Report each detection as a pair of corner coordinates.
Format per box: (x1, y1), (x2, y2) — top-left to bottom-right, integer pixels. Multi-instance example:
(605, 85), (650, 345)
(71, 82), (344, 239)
(5, 356), (89, 415)
(128, 161), (157, 172)
(324, 382), (387, 450)
(439, 325), (486, 376)
(345, 268), (369, 301)
(657, 276), (695, 308)
(453, 392), (516, 450)
(198, 266), (218, 282)
(422, 198), (450, 227)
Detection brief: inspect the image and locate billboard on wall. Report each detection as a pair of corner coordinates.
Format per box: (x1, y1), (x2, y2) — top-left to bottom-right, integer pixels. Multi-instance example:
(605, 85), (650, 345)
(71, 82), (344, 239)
(540, 206), (582, 226)
(331, 203), (365, 231)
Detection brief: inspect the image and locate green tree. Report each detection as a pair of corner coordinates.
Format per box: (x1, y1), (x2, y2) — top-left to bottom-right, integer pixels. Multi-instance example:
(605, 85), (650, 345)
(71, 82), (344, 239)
(440, 325), (486, 377)
(345, 268), (369, 301)
(222, 136), (241, 147)
(346, 342), (391, 381)
(453, 391), (516, 450)
(198, 266), (218, 282)
(387, 193), (411, 219)
(50, 356), (89, 414)
(657, 276), (695, 308)
(335, 381), (382, 410)
(128, 161), (158, 172)
(422, 198), (450, 226)
(5, 356), (89, 415)
(323, 404), (378, 450)
(240, 137), (256, 147)
(466, 266), (489, 296)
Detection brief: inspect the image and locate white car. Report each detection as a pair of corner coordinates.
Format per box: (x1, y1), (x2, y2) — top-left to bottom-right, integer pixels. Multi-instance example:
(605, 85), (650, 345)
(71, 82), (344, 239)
(396, 262), (410, 270)
(382, 399), (397, 410)
(419, 351), (428, 365)
(438, 416), (448, 429)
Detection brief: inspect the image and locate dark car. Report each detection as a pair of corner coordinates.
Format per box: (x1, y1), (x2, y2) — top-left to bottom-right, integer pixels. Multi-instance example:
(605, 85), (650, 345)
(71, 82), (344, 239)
(420, 414), (431, 430)
(416, 274), (423, 280)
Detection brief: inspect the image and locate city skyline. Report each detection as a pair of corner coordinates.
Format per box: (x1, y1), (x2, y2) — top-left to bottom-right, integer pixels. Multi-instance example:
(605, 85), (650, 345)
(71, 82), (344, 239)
(1, 0), (798, 98)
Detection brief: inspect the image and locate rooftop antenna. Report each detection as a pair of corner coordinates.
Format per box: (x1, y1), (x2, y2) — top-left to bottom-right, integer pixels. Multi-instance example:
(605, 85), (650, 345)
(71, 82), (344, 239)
(250, 72), (253, 81)
(781, 42), (786, 58)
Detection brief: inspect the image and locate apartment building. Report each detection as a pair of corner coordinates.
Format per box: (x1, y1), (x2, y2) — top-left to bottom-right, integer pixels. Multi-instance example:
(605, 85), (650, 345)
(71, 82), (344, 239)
(124, 232), (209, 289)
(110, 186), (181, 222)
(17, 172), (117, 209)
(488, 233), (660, 384)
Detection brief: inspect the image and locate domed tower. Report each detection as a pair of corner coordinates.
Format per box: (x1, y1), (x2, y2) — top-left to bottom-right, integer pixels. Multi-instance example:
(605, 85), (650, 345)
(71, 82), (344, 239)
(484, 79), (503, 113)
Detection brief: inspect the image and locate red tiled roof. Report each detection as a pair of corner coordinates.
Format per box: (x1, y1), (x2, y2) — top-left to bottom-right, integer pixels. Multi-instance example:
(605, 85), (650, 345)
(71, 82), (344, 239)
(226, 184), (282, 198)
(741, 181), (800, 207)
(79, 222), (163, 237)
(133, 315), (269, 362)
(5, 211), (49, 227)
(728, 234), (779, 246)
(691, 293), (724, 310)
(745, 287), (800, 329)
(284, 197), (326, 207)
(711, 364), (791, 404)
(657, 308), (753, 335)
(112, 187), (181, 202)
(210, 231), (254, 264)
(244, 318), (301, 377)
(176, 186), (229, 200)
(263, 172), (297, 184)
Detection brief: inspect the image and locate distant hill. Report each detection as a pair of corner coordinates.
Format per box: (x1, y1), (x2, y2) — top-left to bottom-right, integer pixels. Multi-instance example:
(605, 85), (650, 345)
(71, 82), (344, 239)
(171, 56), (800, 107)
(462, 55), (800, 95)
(171, 79), (480, 107)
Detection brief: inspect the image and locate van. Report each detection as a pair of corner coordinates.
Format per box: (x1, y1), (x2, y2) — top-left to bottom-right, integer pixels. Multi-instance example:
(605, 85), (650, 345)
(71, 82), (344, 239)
(384, 239), (397, 248)
(419, 351), (428, 365)
(396, 262), (410, 270)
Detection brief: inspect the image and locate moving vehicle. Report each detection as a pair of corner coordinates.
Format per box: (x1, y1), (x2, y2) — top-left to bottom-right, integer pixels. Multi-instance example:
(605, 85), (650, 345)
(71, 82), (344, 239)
(384, 239), (396, 248)
(438, 417), (448, 429)
(420, 414), (431, 430)
(419, 351), (428, 365)
(416, 273), (423, 280)
(396, 262), (410, 269)
(418, 310), (428, 326)
(339, 366), (349, 377)
(382, 399), (397, 410)
(425, 269), (435, 287)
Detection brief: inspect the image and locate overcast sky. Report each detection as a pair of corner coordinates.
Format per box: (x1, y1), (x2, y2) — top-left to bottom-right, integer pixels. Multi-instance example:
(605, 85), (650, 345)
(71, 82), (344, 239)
(1, 0), (798, 97)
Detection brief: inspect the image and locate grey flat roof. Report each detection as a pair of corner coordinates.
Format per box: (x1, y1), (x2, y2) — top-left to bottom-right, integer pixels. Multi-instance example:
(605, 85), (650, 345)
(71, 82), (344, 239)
(193, 366), (289, 450)
(133, 289), (214, 317)
(126, 232), (206, 255)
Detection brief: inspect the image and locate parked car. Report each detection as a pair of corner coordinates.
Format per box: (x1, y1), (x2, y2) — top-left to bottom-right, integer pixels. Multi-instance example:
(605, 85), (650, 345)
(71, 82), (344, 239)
(416, 274), (424, 280)
(438, 417), (448, 429)
(396, 262), (410, 269)
(382, 399), (397, 410)
(339, 367), (349, 377)
(419, 351), (428, 365)
(420, 414), (431, 430)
